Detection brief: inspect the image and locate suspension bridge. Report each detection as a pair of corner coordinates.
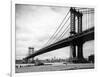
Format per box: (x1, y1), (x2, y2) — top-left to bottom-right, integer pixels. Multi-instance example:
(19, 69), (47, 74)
(24, 7), (94, 63)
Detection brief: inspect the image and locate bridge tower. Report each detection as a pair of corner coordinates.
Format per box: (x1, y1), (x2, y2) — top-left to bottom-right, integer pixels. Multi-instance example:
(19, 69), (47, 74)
(70, 8), (85, 62)
(76, 11), (84, 60)
(28, 47), (34, 62)
(70, 8), (76, 59)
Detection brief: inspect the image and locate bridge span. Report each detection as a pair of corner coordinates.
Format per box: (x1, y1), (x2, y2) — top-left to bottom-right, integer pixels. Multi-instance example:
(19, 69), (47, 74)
(25, 27), (94, 60)
(24, 7), (94, 63)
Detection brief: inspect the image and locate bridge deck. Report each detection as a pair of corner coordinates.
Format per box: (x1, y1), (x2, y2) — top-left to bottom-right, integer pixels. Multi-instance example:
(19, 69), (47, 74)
(25, 27), (94, 59)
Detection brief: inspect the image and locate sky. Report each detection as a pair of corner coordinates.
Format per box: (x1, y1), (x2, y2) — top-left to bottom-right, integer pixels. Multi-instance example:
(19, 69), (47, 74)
(15, 4), (94, 60)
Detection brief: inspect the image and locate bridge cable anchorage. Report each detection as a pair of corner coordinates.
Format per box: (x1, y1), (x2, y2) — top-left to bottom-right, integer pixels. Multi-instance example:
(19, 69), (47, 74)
(43, 10), (70, 47)
(50, 16), (70, 44)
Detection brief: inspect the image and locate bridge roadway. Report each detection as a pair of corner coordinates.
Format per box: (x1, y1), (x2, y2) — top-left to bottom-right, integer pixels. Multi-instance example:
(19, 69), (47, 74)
(25, 27), (94, 60)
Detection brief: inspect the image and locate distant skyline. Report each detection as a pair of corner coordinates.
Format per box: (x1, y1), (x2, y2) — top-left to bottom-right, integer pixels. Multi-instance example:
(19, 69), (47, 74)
(16, 4), (94, 60)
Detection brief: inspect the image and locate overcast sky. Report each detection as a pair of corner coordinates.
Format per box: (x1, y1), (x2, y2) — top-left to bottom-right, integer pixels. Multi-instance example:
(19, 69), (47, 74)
(15, 4), (94, 60)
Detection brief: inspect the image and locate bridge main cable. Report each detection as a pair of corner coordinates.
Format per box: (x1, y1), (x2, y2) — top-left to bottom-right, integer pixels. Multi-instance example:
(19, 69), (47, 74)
(54, 17), (78, 43)
(50, 16), (70, 44)
(58, 19), (78, 41)
(54, 23), (70, 42)
(43, 10), (70, 47)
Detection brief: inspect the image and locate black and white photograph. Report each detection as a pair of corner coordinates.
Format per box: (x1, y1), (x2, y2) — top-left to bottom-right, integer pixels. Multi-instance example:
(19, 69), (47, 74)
(15, 4), (94, 73)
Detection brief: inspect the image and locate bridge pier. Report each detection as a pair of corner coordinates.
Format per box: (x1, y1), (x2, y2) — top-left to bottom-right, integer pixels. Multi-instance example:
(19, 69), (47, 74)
(70, 44), (76, 58)
(76, 42), (88, 63)
(77, 43), (83, 59)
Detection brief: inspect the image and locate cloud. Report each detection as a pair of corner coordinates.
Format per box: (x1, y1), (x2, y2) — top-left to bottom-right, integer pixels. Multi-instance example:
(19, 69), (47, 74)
(50, 7), (69, 14)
